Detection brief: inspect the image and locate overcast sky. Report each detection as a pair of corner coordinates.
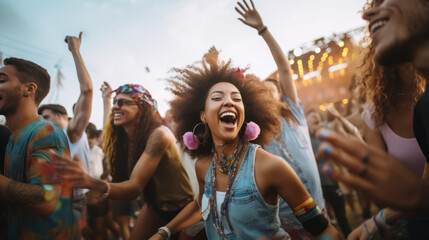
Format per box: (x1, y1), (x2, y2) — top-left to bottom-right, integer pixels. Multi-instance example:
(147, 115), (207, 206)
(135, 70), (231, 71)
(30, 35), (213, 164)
(0, 0), (366, 128)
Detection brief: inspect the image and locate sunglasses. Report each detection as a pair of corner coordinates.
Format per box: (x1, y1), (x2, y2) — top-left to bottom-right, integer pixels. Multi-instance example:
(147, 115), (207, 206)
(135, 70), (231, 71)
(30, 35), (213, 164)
(113, 98), (138, 107)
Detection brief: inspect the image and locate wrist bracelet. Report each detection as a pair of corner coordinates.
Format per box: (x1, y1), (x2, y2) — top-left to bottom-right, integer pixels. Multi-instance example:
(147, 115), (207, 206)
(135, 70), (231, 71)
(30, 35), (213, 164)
(373, 215), (382, 230)
(378, 209), (391, 229)
(362, 221), (371, 235)
(156, 231), (168, 240)
(158, 226), (171, 240)
(258, 26), (267, 35)
(99, 180), (111, 201)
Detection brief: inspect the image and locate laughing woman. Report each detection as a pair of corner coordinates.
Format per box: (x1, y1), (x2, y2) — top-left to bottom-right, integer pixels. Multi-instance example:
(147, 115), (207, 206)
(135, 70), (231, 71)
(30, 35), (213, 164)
(55, 84), (194, 240)
(149, 48), (339, 240)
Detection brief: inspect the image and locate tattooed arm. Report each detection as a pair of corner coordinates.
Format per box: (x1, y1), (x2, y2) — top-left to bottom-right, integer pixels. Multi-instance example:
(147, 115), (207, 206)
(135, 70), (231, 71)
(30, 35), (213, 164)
(0, 122), (71, 217)
(0, 174), (61, 217)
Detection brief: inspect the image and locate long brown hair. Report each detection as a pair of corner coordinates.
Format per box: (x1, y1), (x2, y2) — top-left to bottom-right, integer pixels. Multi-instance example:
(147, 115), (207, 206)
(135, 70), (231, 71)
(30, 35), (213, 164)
(103, 97), (163, 182)
(356, 41), (425, 127)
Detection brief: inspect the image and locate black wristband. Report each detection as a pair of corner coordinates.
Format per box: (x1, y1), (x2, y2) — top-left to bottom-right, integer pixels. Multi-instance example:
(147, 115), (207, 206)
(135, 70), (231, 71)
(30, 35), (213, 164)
(258, 26), (267, 35)
(302, 214), (329, 236)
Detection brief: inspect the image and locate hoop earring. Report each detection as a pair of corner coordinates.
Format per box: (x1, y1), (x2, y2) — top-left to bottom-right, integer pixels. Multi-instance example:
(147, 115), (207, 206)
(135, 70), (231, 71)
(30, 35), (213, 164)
(183, 122), (209, 150)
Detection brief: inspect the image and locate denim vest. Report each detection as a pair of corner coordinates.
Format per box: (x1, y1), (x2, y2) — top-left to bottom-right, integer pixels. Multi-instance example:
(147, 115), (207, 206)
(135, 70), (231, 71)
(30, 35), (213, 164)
(201, 144), (287, 239)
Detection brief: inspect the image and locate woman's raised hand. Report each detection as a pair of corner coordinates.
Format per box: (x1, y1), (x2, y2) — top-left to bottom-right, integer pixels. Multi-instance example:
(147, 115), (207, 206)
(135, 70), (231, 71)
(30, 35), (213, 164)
(235, 0), (265, 31)
(100, 81), (113, 100)
(203, 46), (219, 68)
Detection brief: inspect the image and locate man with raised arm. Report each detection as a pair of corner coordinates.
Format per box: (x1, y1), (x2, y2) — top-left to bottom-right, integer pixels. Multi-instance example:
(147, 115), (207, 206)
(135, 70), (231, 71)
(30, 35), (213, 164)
(39, 32), (93, 230)
(0, 57), (78, 239)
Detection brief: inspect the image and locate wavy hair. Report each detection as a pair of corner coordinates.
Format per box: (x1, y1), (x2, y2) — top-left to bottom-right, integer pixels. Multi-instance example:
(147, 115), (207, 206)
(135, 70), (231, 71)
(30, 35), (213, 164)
(357, 1), (426, 127)
(102, 94), (163, 183)
(168, 48), (283, 159)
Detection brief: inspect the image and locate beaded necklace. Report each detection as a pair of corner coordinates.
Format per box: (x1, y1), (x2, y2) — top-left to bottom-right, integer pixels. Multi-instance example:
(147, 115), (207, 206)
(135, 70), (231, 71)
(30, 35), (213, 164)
(210, 139), (245, 239)
(213, 138), (241, 174)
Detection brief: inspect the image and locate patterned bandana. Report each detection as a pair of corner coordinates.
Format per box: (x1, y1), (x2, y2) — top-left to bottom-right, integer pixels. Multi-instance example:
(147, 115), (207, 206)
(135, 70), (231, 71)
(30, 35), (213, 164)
(112, 84), (158, 112)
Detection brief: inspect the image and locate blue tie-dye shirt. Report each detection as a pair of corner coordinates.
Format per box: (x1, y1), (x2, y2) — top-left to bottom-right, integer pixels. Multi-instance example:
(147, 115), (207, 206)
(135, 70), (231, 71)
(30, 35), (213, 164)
(4, 116), (79, 240)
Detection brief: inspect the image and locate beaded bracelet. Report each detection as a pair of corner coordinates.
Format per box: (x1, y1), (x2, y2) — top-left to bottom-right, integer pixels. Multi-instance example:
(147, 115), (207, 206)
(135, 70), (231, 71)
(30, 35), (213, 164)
(93, 180), (111, 201)
(99, 180), (111, 201)
(158, 226), (171, 240)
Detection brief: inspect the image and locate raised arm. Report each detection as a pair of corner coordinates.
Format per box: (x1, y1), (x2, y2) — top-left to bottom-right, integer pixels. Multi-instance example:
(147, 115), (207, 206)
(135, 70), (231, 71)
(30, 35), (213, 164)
(235, 0), (298, 104)
(66, 32), (94, 143)
(101, 81), (113, 127)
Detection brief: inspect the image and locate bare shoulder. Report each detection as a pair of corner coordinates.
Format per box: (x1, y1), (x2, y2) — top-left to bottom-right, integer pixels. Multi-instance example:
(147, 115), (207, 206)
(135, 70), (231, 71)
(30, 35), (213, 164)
(255, 148), (293, 177)
(145, 126), (176, 156)
(149, 125), (175, 140)
(195, 155), (212, 181)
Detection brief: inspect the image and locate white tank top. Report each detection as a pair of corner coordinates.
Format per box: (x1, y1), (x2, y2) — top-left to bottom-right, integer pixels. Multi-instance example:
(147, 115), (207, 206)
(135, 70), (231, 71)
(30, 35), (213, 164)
(64, 127), (91, 196)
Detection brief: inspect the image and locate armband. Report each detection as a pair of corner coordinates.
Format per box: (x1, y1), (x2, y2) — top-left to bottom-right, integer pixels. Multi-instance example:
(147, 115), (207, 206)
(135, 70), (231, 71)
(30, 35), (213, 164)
(293, 197), (329, 236)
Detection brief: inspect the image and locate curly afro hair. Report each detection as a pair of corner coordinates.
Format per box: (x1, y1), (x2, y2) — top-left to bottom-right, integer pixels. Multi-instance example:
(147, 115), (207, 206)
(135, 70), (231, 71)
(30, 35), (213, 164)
(168, 47), (283, 159)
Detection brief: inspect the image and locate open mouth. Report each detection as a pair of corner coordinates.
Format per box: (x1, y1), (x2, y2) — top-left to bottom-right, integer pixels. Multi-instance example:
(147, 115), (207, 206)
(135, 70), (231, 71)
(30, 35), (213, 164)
(370, 19), (387, 35)
(219, 111), (237, 126)
(113, 113), (124, 118)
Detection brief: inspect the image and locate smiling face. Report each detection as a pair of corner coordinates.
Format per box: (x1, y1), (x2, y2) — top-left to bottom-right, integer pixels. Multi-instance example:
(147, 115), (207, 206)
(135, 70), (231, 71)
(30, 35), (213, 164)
(112, 93), (140, 128)
(363, 0), (429, 66)
(0, 65), (24, 116)
(201, 82), (245, 144)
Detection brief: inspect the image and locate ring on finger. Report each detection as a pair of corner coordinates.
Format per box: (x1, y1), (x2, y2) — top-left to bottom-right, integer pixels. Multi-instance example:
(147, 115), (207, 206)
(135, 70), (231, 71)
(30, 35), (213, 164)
(359, 153), (370, 177)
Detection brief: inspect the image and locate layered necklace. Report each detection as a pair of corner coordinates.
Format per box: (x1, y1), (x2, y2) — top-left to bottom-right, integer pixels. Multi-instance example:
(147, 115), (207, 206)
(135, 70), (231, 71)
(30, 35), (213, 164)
(210, 138), (245, 239)
(213, 138), (243, 174)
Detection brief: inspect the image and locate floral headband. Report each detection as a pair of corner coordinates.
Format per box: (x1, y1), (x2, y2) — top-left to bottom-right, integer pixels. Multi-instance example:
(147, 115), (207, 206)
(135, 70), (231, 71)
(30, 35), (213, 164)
(112, 84), (158, 112)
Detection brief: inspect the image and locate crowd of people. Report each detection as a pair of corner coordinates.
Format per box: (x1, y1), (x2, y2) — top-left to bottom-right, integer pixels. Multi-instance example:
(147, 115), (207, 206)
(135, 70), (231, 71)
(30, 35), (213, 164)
(0, 0), (428, 239)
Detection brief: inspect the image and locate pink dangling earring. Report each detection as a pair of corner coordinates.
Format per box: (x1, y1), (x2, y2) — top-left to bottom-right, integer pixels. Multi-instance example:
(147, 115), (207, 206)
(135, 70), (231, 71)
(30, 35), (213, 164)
(183, 122), (209, 150)
(244, 121), (260, 142)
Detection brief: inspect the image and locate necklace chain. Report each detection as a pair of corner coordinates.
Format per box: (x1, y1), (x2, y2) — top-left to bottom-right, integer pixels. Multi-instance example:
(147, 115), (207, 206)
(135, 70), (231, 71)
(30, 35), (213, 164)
(213, 138), (240, 174)
(210, 139), (245, 239)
